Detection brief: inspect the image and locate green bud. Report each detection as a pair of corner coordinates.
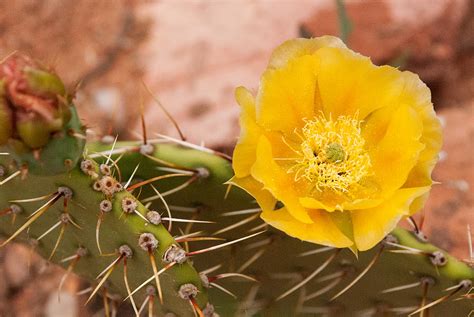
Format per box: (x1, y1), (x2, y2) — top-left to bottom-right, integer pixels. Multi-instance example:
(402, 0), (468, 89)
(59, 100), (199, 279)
(0, 54), (85, 175)
(0, 54), (72, 149)
(23, 67), (71, 125)
(0, 99), (13, 145)
(24, 66), (66, 98)
(0, 81), (13, 145)
(16, 115), (51, 149)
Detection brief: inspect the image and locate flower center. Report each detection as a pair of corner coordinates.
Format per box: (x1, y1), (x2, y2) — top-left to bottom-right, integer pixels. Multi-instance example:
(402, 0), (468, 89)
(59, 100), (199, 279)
(291, 114), (371, 193)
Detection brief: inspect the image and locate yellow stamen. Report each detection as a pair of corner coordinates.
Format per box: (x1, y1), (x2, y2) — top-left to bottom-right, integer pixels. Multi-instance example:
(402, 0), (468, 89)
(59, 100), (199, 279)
(290, 113), (371, 193)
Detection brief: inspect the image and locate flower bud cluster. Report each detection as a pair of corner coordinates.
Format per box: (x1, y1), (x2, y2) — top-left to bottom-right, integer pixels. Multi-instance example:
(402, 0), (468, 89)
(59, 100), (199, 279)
(0, 54), (71, 148)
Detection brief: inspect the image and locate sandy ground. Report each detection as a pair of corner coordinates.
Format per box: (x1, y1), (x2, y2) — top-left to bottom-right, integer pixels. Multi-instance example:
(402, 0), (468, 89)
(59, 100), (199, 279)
(0, 0), (472, 315)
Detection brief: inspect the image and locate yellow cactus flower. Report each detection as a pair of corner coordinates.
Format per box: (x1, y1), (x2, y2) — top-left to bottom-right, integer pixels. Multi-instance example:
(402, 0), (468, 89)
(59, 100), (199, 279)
(231, 36), (442, 251)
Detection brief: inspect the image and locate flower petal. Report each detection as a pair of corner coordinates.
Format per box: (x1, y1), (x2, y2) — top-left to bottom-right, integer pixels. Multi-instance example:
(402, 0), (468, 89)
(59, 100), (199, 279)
(300, 196), (383, 212)
(342, 198), (384, 210)
(364, 103), (425, 196)
(299, 196), (338, 212)
(228, 175), (276, 211)
(233, 86), (262, 178)
(261, 207), (353, 248)
(268, 36), (346, 70)
(402, 72), (442, 188)
(351, 186), (431, 251)
(314, 47), (409, 119)
(251, 135), (313, 224)
(256, 55), (320, 133)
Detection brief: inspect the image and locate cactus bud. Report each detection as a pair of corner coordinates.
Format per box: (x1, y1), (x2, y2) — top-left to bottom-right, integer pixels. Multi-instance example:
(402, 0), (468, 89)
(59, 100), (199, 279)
(23, 66), (66, 98)
(16, 113), (52, 149)
(0, 54), (84, 175)
(0, 81), (13, 145)
(0, 53), (70, 148)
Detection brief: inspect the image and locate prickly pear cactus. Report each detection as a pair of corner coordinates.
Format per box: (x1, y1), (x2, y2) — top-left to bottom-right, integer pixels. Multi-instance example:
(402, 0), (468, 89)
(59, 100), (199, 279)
(89, 140), (474, 316)
(0, 53), (472, 317)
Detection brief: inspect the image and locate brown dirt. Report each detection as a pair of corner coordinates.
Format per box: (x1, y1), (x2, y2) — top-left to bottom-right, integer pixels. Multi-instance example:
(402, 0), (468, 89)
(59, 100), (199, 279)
(0, 1), (472, 316)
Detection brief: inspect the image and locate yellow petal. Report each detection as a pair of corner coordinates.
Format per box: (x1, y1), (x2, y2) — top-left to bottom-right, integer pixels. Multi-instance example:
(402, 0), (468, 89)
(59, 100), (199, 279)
(256, 55), (320, 133)
(402, 72), (443, 188)
(232, 86), (262, 178)
(342, 198), (383, 210)
(351, 186), (431, 251)
(314, 47), (409, 120)
(228, 176), (276, 211)
(250, 136), (313, 224)
(408, 191), (430, 216)
(371, 71), (441, 215)
(261, 207), (353, 248)
(300, 196), (383, 212)
(300, 196), (338, 212)
(365, 104), (425, 196)
(268, 36), (346, 69)
(361, 104), (396, 150)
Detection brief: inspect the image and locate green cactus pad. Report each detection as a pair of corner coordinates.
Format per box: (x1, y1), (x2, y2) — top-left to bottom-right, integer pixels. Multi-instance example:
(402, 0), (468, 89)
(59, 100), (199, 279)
(0, 155), (208, 316)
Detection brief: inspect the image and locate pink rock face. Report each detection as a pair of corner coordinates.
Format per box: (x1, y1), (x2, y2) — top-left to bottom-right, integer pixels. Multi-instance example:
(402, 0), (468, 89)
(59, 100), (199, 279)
(134, 1), (326, 147)
(422, 105), (474, 259)
(301, 0), (468, 81)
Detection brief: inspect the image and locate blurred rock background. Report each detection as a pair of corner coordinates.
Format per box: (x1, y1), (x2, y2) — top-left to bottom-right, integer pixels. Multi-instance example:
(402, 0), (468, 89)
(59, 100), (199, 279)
(0, 0), (472, 315)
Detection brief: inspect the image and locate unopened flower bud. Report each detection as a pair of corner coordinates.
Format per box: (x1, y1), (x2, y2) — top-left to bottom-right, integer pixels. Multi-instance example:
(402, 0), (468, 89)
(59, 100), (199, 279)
(0, 82), (13, 145)
(0, 53), (70, 148)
